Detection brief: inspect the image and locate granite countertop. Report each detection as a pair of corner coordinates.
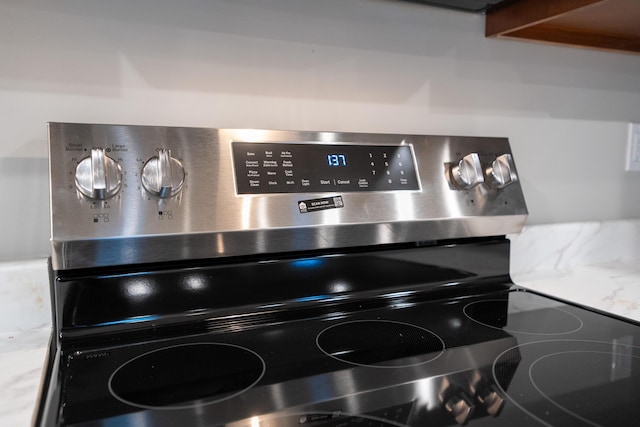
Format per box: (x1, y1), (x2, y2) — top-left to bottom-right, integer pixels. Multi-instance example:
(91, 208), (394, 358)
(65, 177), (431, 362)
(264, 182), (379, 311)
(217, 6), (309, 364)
(2, 220), (640, 427)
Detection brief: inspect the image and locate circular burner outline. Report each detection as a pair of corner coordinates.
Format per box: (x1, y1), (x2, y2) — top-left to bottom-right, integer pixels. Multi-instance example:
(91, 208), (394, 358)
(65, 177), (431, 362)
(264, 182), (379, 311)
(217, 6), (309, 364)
(108, 342), (266, 410)
(492, 339), (640, 427)
(463, 298), (584, 335)
(316, 319), (445, 369)
(530, 349), (640, 427)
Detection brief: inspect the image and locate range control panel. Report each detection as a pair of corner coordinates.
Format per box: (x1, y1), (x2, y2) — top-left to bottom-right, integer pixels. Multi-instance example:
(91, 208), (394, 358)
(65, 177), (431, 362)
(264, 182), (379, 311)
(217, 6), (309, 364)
(232, 142), (420, 194)
(48, 124), (528, 270)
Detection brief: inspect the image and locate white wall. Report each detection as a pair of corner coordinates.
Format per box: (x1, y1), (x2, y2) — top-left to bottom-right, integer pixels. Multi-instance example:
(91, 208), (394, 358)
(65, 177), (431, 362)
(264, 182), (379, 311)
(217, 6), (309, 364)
(1, 0), (640, 261)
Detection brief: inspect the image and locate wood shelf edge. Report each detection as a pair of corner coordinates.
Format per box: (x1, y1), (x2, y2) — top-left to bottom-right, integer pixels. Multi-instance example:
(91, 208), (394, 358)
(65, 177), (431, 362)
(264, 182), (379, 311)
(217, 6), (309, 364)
(497, 27), (640, 54)
(485, 0), (604, 37)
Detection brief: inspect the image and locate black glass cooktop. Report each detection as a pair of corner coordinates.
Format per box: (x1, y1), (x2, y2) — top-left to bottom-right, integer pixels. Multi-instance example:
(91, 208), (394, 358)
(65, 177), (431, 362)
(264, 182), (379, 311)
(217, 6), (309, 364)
(52, 289), (640, 427)
(36, 240), (640, 426)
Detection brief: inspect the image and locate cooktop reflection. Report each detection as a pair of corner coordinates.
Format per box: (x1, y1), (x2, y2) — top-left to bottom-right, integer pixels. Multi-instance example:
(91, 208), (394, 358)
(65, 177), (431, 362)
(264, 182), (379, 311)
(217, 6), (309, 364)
(58, 289), (640, 426)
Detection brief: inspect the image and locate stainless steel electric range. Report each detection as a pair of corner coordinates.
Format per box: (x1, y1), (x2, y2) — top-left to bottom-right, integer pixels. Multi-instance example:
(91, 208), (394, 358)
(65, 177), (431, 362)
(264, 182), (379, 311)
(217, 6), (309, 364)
(35, 123), (640, 426)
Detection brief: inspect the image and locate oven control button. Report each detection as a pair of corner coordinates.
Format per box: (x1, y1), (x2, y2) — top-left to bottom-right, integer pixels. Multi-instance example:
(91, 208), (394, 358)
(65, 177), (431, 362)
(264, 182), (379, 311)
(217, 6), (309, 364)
(75, 148), (122, 200)
(486, 154), (518, 189)
(451, 153), (484, 190)
(141, 149), (185, 198)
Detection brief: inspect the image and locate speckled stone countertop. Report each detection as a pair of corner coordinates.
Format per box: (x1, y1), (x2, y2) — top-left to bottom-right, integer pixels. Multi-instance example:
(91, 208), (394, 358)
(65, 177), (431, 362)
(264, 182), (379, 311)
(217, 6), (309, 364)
(2, 220), (640, 426)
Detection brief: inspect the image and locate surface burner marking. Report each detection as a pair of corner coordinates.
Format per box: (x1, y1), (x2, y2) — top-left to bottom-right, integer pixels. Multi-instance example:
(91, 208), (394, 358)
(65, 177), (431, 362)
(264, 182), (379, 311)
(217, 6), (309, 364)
(493, 339), (640, 427)
(108, 342), (265, 410)
(316, 319), (445, 368)
(463, 293), (583, 335)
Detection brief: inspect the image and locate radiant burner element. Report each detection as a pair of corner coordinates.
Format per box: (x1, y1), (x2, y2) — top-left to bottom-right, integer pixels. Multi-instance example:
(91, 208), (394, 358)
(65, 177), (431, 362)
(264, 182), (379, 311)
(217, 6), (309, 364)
(463, 292), (583, 335)
(494, 340), (640, 426)
(109, 343), (265, 409)
(316, 320), (445, 368)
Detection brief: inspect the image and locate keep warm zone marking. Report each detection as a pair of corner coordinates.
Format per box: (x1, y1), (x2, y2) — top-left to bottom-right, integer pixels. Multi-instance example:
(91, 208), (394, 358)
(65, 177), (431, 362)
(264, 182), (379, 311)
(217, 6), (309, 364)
(158, 210), (173, 220)
(93, 213), (109, 223)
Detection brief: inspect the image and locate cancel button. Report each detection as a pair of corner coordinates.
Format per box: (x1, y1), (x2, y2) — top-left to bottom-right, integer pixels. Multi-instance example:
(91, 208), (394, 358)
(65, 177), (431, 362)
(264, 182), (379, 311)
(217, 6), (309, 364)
(337, 179), (351, 185)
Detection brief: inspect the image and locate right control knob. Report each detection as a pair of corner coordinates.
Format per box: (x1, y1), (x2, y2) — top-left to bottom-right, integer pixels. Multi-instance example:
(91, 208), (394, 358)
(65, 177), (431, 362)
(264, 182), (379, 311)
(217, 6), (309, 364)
(451, 153), (484, 190)
(486, 154), (518, 189)
(141, 149), (185, 198)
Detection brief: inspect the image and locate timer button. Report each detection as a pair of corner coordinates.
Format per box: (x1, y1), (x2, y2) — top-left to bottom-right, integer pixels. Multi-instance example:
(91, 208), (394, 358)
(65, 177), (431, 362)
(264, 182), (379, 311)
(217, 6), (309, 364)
(141, 149), (185, 198)
(75, 148), (122, 200)
(486, 154), (518, 189)
(451, 153), (484, 190)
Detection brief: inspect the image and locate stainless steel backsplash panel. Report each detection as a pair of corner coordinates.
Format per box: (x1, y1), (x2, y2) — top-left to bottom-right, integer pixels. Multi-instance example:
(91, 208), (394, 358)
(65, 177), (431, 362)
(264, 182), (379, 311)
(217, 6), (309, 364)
(49, 123), (527, 270)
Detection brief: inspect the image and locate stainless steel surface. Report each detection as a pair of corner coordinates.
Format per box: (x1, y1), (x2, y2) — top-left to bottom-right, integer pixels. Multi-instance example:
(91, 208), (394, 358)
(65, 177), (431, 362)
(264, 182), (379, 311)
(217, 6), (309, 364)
(49, 123), (528, 270)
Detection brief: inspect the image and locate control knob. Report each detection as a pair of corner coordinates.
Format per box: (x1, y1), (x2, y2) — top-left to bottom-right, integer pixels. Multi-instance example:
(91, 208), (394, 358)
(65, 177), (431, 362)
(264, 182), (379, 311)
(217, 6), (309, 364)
(451, 153), (484, 190)
(75, 148), (122, 200)
(477, 384), (505, 417)
(486, 154), (518, 189)
(141, 149), (185, 198)
(444, 391), (475, 425)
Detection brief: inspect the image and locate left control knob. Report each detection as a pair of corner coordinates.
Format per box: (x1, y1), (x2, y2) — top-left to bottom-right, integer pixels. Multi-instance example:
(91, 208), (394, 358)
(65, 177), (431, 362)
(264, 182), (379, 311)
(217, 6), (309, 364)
(75, 148), (123, 200)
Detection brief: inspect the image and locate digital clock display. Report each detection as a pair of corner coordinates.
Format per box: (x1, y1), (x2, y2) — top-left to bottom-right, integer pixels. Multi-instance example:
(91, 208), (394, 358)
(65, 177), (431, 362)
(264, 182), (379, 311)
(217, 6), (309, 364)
(327, 154), (347, 166)
(232, 142), (419, 194)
